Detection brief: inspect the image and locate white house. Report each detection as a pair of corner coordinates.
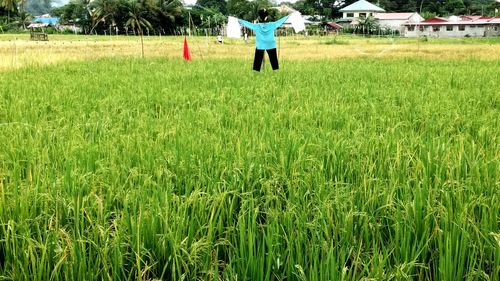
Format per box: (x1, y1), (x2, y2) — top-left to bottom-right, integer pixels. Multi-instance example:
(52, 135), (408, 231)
(338, 0), (385, 19)
(403, 16), (500, 38)
(375, 12), (423, 32)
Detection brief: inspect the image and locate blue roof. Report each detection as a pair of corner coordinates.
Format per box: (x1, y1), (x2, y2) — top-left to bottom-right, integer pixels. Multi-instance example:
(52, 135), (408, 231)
(34, 17), (60, 25)
(339, 0), (385, 12)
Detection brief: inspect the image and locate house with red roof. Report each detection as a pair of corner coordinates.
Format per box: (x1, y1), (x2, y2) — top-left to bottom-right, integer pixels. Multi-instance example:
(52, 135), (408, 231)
(336, 0), (424, 33)
(375, 13), (424, 33)
(335, 0), (499, 37)
(403, 16), (500, 37)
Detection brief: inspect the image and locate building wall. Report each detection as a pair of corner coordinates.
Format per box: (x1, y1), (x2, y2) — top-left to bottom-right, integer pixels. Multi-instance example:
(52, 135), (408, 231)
(378, 19), (407, 31)
(403, 24), (500, 37)
(377, 14), (424, 32)
(408, 13), (425, 23)
(485, 25), (500, 36)
(342, 12), (378, 18)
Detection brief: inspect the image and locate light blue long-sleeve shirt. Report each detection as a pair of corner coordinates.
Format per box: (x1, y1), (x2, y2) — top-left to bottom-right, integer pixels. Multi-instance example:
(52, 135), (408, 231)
(238, 16), (289, 50)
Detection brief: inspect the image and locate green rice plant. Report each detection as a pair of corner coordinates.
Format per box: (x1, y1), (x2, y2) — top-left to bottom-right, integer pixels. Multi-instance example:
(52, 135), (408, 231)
(0, 57), (499, 280)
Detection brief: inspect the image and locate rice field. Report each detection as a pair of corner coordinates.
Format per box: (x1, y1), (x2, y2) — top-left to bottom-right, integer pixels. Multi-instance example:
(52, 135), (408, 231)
(1, 34), (500, 71)
(0, 35), (499, 280)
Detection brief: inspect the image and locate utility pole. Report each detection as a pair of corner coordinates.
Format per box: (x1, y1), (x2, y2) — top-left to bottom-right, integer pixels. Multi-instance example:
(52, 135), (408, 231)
(188, 11), (191, 36)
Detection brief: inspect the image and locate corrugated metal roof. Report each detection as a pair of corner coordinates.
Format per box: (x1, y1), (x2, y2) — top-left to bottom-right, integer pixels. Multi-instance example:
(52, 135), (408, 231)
(326, 22), (343, 29)
(423, 17), (448, 23)
(460, 15), (483, 21)
(339, 0), (385, 12)
(405, 16), (500, 25)
(28, 23), (49, 28)
(33, 17), (60, 25)
(376, 13), (416, 20)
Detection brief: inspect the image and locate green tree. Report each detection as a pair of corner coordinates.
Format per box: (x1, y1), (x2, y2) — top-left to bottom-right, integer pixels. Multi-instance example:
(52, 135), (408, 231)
(293, 0), (317, 16)
(0, 17), (5, 32)
(89, 0), (121, 34)
(125, 0), (153, 58)
(51, 0), (93, 33)
(13, 10), (32, 28)
(464, 0), (497, 15)
(420, 10), (437, 18)
(378, 0), (418, 12)
(196, 0), (226, 14)
(247, 0), (274, 20)
(53, 0), (182, 35)
(226, 0), (274, 21)
(194, 6), (226, 29)
(152, 0), (182, 34)
(1, 0), (19, 23)
(442, 0), (466, 15)
(157, 0), (181, 21)
(356, 15), (379, 34)
(227, 0), (251, 19)
(417, 0), (445, 14)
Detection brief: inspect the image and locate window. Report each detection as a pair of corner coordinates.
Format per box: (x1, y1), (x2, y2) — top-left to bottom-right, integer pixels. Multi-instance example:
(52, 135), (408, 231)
(346, 13), (354, 17)
(469, 25), (475, 28)
(408, 26), (415, 31)
(433, 26), (440, 32)
(419, 25), (425, 32)
(446, 25), (453, 31)
(459, 25), (465, 31)
(359, 13), (367, 18)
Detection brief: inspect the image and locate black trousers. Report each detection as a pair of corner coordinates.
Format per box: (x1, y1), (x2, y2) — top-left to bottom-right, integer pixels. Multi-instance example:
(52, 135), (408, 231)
(253, 48), (279, 72)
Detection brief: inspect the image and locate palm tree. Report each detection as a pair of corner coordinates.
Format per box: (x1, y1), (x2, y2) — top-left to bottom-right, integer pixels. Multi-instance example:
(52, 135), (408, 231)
(157, 0), (181, 21)
(90, 0), (121, 34)
(13, 10), (32, 29)
(195, 5), (225, 29)
(125, 0), (153, 58)
(357, 16), (378, 35)
(18, 0), (27, 12)
(1, 0), (19, 24)
(0, 18), (7, 33)
(147, 0), (181, 34)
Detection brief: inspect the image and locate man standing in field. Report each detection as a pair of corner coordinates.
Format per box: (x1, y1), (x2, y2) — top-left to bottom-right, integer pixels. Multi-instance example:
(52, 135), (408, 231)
(237, 9), (289, 72)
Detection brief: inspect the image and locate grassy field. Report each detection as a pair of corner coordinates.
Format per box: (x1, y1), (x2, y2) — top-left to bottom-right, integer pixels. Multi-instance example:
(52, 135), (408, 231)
(1, 34), (500, 71)
(0, 35), (499, 280)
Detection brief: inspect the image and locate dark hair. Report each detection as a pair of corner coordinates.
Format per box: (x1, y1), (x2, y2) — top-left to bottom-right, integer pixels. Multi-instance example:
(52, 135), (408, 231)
(258, 9), (268, 22)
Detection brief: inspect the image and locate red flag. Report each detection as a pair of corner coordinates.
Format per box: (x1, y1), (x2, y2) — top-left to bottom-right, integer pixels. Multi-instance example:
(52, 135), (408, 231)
(183, 36), (192, 61)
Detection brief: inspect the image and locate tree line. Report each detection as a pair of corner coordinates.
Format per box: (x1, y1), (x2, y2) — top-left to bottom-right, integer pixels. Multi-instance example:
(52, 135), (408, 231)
(1, 0), (499, 34)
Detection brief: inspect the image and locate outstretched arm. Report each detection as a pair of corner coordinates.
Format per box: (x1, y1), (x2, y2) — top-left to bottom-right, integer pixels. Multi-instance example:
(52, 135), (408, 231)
(238, 19), (257, 31)
(270, 15), (290, 30)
